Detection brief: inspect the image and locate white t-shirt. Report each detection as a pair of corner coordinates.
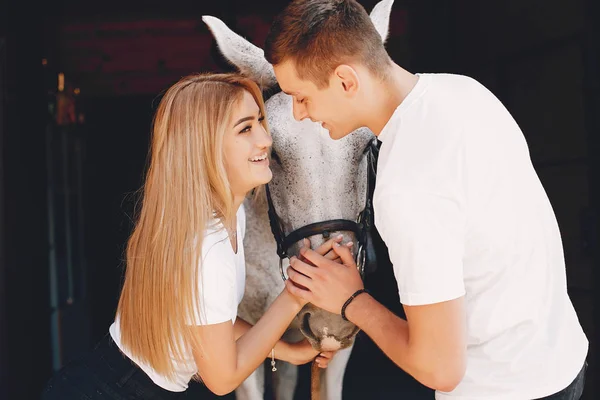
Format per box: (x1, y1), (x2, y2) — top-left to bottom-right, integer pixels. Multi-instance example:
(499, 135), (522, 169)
(374, 73), (588, 399)
(109, 205), (246, 392)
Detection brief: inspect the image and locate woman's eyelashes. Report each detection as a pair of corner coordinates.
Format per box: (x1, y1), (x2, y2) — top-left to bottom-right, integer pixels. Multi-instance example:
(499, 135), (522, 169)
(239, 116), (265, 134)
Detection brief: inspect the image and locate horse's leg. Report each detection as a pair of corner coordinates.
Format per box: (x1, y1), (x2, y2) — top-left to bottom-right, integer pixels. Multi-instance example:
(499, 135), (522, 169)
(272, 361), (298, 400)
(271, 327), (303, 400)
(320, 342), (354, 400)
(235, 362), (265, 400)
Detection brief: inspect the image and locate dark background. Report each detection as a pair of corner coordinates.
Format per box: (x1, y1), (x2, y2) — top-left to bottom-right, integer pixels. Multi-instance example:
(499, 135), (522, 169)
(1, 0), (598, 399)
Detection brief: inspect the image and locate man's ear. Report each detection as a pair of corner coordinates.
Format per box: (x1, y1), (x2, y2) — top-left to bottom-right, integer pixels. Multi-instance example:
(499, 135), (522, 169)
(333, 65), (360, 96)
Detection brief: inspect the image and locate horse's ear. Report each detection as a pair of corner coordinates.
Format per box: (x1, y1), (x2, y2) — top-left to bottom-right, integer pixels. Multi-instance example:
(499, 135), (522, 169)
(202, 15), (278, 91)
(369, 0), (394, 43)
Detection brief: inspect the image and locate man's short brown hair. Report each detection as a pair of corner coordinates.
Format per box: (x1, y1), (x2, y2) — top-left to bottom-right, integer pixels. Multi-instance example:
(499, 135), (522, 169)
(265, 0), (391, 88)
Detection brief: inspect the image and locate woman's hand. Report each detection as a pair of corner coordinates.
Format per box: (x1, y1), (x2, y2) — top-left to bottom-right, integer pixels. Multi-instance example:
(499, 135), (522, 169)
(285, 339), (336, 368)
(302, 236), (353, 265)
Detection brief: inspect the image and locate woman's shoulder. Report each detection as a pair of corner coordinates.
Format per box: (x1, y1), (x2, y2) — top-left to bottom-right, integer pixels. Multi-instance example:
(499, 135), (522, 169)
(200, 204), (246, 258)
(202, 220), (229, 255)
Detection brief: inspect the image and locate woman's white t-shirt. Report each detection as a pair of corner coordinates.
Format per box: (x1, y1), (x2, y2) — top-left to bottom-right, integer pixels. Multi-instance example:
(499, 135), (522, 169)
(109, 205), (246, 392)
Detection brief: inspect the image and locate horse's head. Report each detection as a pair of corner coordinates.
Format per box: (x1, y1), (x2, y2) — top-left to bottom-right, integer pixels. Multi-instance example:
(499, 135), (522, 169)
(203, 0), (394, 352)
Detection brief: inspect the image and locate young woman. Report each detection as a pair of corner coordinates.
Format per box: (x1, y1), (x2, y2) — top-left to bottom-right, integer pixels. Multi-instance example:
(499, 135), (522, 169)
(41, 73), (338, 399)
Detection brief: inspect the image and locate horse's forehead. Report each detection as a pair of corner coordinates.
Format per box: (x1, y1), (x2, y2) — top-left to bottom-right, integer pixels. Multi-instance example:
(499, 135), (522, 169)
(264, 91), (375, 159)
(265, 92), (322, 152)
(265, 92), (292, 135)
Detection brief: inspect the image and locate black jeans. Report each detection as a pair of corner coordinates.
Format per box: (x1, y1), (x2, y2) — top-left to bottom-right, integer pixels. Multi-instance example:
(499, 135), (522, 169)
(534, 361), (587, 400)
(41, 334), (185, 400)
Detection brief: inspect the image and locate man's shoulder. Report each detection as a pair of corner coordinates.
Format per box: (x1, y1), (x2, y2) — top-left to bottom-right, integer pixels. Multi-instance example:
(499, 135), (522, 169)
(398, 73), (496, 128)
(424, 72), (481, 87)
(426, 73), (497, 104)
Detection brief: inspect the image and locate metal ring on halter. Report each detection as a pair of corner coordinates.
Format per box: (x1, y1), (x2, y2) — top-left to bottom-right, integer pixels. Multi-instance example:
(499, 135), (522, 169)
(279, 257), (288, 281)
(356, 243), (366, 277)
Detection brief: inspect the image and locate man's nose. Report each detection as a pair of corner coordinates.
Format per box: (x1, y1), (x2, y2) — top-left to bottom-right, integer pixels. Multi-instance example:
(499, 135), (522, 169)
(292, 101), (308, 121)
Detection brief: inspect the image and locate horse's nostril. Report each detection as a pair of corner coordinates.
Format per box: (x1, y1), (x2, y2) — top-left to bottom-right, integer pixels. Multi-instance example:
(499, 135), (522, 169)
(302, 313), (311, 330)
(301, 313), (318, 342)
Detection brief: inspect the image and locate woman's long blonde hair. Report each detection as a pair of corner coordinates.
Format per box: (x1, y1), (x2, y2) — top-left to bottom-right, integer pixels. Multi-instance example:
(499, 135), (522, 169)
(117, 73), (268, 379)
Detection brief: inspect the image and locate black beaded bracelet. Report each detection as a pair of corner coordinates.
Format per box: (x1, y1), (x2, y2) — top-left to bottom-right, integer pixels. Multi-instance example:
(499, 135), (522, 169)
(341, 288), (369, 321)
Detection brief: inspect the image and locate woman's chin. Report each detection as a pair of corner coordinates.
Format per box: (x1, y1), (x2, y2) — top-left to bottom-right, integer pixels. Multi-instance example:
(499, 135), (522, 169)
(245, 172), (273, 192)
(257, 170), (273, 185)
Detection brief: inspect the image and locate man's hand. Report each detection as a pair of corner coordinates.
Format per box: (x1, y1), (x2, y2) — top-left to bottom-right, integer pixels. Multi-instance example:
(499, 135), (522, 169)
(286, 236), (351, 293)
(285, 240), (364, 315)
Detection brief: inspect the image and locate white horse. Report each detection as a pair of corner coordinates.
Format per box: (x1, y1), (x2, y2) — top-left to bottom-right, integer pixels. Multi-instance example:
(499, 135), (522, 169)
(203, 2), (393, 399)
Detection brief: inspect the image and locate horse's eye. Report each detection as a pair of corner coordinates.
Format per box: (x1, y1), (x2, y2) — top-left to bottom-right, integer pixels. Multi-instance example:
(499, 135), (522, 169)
(270, 149), (282, 164)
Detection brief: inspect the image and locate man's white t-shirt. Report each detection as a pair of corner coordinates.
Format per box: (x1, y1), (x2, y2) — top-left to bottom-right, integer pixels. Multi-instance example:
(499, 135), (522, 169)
(374, 73), (588, 399)
(109, 205), (246, 392)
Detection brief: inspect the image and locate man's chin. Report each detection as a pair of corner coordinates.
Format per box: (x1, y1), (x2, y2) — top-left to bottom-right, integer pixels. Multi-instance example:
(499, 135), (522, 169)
(328, 128), (350, 141)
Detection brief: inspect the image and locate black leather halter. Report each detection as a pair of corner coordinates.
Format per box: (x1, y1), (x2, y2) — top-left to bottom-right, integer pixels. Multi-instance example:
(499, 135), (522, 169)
(265, 139), (380, 281)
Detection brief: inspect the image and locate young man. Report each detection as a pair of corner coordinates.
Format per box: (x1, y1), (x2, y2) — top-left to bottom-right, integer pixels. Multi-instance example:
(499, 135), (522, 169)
(264, 1), (589, 399)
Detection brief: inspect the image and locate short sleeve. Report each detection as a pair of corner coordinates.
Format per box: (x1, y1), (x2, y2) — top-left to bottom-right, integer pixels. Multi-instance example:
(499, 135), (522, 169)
(191, 234), (237, 325)
(375, 188), (466, 306)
